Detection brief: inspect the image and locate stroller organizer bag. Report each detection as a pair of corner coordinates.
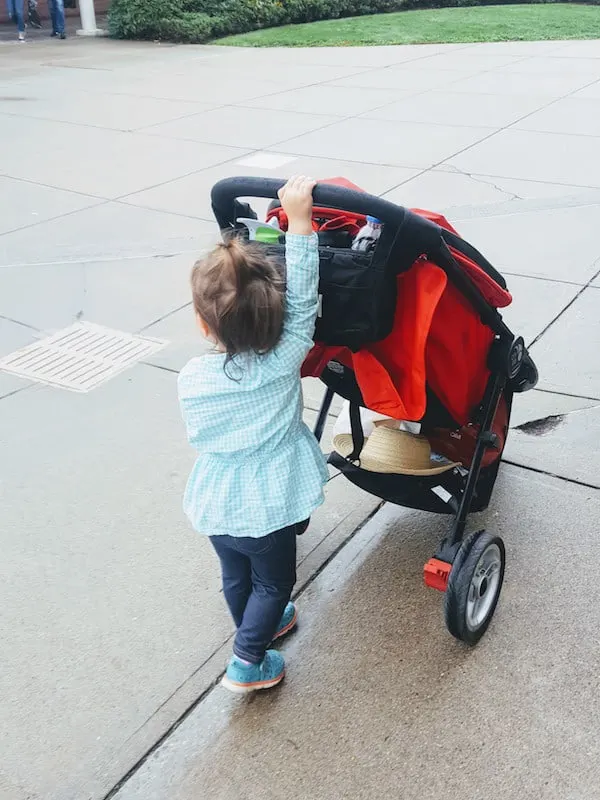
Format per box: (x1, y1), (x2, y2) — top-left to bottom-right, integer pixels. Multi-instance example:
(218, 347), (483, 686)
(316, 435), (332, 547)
(211, 176), (539, 646)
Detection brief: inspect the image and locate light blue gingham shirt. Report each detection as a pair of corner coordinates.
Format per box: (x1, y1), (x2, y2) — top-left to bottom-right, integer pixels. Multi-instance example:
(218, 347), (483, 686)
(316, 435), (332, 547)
(178, 233), (329, 537)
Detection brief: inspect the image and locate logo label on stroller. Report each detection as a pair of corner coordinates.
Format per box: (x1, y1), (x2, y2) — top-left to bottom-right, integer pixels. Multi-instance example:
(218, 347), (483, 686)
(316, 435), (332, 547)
(432, 485), (453, 504)
(327, 361), (344, 374)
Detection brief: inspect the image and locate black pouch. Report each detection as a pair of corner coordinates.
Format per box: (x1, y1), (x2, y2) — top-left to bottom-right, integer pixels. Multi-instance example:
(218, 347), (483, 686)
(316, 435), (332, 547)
(265, 225), (399, 352)
(315, 246), (396, 350)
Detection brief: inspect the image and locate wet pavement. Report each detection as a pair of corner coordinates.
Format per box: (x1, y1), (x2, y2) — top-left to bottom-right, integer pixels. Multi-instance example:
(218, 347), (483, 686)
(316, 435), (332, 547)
(0, 33), (599, 800)
(114, 468), (600, 800)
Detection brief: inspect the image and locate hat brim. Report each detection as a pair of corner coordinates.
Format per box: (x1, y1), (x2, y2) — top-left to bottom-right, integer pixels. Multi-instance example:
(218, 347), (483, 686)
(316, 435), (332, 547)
(333, 434), (460, 477)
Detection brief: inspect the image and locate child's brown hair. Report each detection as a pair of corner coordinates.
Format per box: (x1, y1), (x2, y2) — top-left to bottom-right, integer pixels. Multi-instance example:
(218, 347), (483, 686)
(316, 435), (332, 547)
(191, 237), (285, 359)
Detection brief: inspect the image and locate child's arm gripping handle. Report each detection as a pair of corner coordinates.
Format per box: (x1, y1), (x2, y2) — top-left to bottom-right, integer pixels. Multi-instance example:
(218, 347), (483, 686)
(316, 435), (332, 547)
(211, 177), (406, 232)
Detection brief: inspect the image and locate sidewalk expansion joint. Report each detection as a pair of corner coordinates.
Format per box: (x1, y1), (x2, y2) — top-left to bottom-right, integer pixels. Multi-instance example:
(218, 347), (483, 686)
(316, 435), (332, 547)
(528, 262), (600, 349)
(504, 459), (599, 492)
(101, 500), (383, 800)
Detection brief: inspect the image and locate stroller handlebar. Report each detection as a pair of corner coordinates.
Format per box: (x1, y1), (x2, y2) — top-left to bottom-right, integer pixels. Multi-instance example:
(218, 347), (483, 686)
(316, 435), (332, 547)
(210, 176), (407, 229)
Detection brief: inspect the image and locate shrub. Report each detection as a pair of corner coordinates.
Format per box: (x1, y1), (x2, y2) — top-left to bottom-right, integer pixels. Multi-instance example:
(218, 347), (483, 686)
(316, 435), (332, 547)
(108, 0), (183, 38)
(183, 0), (287, 34)
(154, 12), (215, 43)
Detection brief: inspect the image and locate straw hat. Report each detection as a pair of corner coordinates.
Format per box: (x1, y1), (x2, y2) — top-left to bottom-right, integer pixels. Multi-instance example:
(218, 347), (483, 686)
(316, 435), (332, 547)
(333, 423), (459, 476)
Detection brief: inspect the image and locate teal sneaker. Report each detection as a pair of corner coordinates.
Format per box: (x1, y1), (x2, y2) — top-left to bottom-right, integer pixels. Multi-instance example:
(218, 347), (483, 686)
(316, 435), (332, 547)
(273, 602), (298, 641)
(222, 650), (285, 694)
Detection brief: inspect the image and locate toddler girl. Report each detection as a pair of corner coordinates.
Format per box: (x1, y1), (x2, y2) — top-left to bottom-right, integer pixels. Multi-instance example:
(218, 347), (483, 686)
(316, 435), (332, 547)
(178, 176), (328, 693)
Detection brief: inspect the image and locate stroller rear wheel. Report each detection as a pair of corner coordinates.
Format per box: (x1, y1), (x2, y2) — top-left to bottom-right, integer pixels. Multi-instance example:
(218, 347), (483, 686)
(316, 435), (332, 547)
(444, 530), (505, 645)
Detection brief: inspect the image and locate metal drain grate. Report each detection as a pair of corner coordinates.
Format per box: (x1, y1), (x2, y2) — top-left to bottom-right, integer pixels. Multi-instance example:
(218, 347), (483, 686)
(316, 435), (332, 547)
(0, 322), (167, 392)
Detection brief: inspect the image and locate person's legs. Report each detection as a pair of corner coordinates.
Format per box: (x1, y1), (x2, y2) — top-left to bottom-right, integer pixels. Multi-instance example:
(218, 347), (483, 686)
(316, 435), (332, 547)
(48, 0), (65, 35)
(54, 0), (65, 35)
(8, 0), (25, 33)
(210, 535), (252, 628)
(47, 0), (56, 33)
(233, 524), (297, 664)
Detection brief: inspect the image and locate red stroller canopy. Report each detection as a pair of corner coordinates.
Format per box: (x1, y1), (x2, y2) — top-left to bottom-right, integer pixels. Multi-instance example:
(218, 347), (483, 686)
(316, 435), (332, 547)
(300, 182), (512, 427)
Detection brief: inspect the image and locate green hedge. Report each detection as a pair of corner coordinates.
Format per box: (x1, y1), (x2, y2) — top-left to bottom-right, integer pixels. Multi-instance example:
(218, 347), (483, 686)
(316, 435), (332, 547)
(108, 0), (591, 43)
(108, 0), (182, 38)
(153, 12), (214, 43)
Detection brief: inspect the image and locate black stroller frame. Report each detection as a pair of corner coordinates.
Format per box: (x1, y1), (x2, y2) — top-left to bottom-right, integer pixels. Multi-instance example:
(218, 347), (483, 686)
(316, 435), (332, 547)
(211, 177), (538, 645)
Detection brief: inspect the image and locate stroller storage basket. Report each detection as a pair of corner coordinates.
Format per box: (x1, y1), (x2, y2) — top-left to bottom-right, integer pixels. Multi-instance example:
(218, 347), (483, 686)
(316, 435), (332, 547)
(329, 451), (500, 515)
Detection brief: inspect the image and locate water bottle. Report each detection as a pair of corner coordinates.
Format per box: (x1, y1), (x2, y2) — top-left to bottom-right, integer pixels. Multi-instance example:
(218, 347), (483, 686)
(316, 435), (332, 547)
(236, 217), (281, 244)
(351, 216), (383, 253)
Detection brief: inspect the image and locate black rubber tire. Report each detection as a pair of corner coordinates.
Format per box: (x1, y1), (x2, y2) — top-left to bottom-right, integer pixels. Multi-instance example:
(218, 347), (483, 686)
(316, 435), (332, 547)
(510, 351), (539, 393)
(444, 530), (506, 645)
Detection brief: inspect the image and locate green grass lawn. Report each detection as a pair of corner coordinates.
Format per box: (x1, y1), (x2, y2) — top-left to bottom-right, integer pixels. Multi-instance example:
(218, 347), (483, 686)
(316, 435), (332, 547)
(216, 4), (600, 47)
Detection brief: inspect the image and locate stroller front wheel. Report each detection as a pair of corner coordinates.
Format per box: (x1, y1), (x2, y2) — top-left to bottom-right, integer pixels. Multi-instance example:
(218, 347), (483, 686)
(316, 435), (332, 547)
(444, 530), (506, 645)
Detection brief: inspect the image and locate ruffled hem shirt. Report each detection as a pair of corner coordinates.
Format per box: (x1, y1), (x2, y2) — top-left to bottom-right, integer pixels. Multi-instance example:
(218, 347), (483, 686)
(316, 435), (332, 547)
(178, 233), (329, 537)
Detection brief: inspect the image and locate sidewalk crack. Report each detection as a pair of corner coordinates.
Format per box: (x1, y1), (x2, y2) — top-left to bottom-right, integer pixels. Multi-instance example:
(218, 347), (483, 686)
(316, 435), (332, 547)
(529, 262), (600, 348)
(445, 166), (523, 201)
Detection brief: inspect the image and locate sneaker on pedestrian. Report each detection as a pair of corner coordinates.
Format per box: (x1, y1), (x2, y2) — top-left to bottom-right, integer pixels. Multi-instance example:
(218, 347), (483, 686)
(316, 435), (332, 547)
(18, 31), (25, 41)
(221, 650), (285, 694)
(59, 32), (66, 39)
(273, 601), (297, 641)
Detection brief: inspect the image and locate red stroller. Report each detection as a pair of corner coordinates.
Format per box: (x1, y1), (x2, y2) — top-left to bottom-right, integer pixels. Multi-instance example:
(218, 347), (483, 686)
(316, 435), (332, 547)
(211, 177), (538, 645)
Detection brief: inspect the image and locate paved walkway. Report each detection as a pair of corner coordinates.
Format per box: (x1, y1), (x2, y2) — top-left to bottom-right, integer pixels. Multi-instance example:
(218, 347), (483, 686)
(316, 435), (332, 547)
(0, 34), (599, 800)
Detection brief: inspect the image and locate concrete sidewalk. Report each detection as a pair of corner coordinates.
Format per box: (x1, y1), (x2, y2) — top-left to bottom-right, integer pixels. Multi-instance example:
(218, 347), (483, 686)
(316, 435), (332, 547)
(1, 33), (599, 800)
(114, 469), (600, 800)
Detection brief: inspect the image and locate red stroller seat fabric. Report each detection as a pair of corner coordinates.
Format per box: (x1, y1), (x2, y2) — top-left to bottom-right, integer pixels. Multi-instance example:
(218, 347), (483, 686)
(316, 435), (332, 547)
(414, 208), (511, 309)
(300, 183), (512, 428)
(352, 261), (448, 420)
(303, 255), (499, 427)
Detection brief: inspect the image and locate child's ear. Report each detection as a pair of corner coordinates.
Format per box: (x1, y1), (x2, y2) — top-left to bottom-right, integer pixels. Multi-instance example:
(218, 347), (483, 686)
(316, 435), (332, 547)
(195, 313), (210, 338)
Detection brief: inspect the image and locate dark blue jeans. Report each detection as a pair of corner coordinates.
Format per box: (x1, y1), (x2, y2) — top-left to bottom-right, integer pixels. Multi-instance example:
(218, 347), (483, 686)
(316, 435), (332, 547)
(210, 520), (308, 663)
(48, 0), (65, 34)
(7, 0), (25, 32)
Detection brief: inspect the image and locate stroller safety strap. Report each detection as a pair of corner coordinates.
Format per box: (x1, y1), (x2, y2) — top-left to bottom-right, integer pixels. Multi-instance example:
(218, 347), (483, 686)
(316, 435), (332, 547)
(348, 402), (365, 463)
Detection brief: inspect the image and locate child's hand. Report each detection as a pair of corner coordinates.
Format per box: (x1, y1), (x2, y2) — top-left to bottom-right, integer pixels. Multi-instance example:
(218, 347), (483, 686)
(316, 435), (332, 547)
(278, 175), (317, 236)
